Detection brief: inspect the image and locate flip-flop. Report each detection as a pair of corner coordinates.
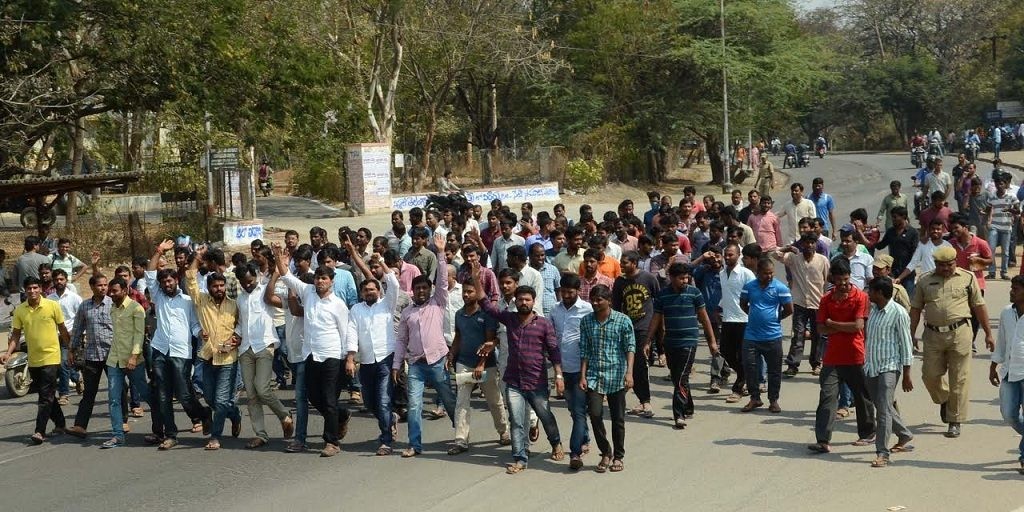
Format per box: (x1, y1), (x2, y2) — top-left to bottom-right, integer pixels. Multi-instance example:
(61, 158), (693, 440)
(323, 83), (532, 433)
(204, 440), (221, 451)
(505, 462), (526, 475)
(609, 459), (624, 472)
(890, 443), (915, 453)
(595, 456), (610, 473)
(807, 443), (831, 454)
(871, 456), (889, 468)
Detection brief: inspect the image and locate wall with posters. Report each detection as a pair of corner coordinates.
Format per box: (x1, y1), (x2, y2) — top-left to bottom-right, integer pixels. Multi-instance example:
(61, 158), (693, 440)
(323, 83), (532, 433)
(391, 182), (561, 210)
(345, 143), (392, 213)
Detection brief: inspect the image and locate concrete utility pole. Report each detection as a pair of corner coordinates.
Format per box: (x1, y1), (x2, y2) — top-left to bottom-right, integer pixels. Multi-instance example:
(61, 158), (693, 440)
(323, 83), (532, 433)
(721, 0), (732, 193)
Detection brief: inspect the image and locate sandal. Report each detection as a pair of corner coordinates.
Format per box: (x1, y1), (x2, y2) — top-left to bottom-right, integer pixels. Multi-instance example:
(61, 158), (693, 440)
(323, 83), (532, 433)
(638, 406), (655, 418)
(550, 443), (565, 461)
(505, 462), (526, 475)
(204, 439), (221, 451)
(609, 459), (624, 472)
(871, 456), (889, 468)
(725, 393), (742, 403)
(246, 437), (268, 449)
(627, 404), (645, 416)
(30, 433), (45, 445)
(807, 442), (831, 454)
(130, 407), (145, 418)
(401, 448), (420, 458)
(595, 455), (611, 473)
(376, 445), (393, 456)
(890, 435), (914, 453)
(852, 437), (875, 447)
(835, 408), (850, 419)
(447, 444), (468, 456)
(190, 423), (203, 434)
(144, 434), (164, 445)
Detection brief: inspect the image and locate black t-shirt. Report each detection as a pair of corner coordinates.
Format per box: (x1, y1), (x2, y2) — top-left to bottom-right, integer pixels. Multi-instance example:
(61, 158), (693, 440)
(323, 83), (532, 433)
(612, 271), (660, 335)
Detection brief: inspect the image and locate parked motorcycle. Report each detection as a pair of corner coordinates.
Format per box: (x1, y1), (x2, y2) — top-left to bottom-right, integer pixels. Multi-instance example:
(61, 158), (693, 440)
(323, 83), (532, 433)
(425, 191), (470, 212)
(4, 340), (31, 398)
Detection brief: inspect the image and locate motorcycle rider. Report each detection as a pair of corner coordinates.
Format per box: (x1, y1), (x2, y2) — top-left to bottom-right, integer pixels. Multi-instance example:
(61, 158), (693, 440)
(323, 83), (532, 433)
(797, 143), (810, 167)
(771, 137), (782, 156)
(258, 159), (273, 196)
(783, 141), (797, 169)
(815, 135), (827, 156)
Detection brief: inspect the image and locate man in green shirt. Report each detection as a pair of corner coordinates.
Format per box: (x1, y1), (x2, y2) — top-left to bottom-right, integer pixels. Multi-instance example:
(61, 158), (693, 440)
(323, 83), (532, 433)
(103, 277), (149, 448)
(876, 180), (908, 230)
(579, 284), (634, 473)
(2, 276), (71, 444)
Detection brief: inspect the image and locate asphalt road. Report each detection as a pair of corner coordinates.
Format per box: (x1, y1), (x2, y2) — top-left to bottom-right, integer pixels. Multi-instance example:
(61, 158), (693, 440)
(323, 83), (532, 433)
(2, 152), (1023, 512)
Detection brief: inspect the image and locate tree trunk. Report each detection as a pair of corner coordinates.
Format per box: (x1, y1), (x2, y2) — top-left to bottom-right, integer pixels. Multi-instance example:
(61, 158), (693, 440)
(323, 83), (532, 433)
(481, 148), (493, 185)
(418, 106), (437, 192)
(707, 139), (725, 184)
(67, 120), (85, 225)
(129, 109), (145, 171)
(32, 133), (54, 174)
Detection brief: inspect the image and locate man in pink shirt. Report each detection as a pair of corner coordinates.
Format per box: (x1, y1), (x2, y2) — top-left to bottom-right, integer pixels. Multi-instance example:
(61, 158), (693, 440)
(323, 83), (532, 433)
(748, 196), (782, 251)
(384, 250), (421, 294)
(392, 233), (456, 457)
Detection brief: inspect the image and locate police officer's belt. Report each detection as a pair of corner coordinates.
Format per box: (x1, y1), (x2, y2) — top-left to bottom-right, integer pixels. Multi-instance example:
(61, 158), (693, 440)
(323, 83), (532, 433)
(924, 319), (969, 333)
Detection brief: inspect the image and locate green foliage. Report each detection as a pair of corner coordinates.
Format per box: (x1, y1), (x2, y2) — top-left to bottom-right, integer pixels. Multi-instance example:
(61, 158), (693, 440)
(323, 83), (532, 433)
(564, 157), (604, 193)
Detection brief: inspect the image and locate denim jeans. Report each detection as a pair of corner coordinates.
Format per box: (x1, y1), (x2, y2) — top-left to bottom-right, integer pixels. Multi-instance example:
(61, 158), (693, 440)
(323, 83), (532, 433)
(191, 337), (204, 395)
(57, 347), (80, 396)
(506, 385), (561, 465)
(743, 339), (783, 402)
(406, 359), (456, 452)
(359, 355), (395, 446)
(988, 228), (1012, 274)
(201, 362), (242, 439)
(562, 372), (590, 457)
(151, 350), (210, 439)
(999, 377), (1024, 462)
(108, 364), (150, 442)
(291, 360), (308, 445)
(273, 325), (290, 387)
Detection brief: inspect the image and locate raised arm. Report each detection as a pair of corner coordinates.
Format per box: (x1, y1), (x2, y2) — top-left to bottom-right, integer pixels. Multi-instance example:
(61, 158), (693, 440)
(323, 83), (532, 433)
(431, 232), (448, 306)
(182, 245), (205, 299)
(150, 238), (174, 271)
(264, 268), (283, 308)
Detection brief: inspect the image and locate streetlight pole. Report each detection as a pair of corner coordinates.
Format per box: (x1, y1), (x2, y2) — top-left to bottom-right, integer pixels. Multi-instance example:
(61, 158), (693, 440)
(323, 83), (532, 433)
(720, 0), (732, 194)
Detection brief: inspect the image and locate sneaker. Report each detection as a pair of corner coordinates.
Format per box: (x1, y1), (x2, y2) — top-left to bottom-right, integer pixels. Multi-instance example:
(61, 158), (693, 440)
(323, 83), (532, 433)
(101, 437), (124, 449)
(945, 423), (961, 438)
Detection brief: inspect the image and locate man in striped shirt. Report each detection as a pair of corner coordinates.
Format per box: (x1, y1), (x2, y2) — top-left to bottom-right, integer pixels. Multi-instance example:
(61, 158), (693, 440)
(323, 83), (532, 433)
(864, 277), (914, 467)
(985, 177), (1018, 280)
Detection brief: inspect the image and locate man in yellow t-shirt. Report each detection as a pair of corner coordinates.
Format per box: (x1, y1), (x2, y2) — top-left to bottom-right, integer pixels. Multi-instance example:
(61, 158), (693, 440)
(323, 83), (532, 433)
(1, 276), (71, 444)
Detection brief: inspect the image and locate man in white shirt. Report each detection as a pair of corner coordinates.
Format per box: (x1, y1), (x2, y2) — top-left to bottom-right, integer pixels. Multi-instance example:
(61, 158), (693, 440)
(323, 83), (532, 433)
(549, 273), (593, 470)
(234, 262), (293, 448)
(491, 217), (526, 272)
(991, 274), (1024, 475)
(895, 219), (952, 288)
(506, 245), (545, 316)
(777, 182), (818, 244)
(48, 269), (83, 404)
(922, 158), (954, 205)
(273, 244), (354, 458)
(719, 243), (756, 403)
(345, 243), (401, 456)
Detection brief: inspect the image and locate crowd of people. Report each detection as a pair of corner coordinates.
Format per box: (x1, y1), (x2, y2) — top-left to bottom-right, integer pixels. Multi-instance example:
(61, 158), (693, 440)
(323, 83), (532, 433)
(2, 158), (1024, 475)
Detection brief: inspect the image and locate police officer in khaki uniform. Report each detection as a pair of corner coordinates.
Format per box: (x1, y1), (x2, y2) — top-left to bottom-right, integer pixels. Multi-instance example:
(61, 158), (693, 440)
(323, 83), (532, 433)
(909, 246), (993, 438)
(872, 255), (910, 310)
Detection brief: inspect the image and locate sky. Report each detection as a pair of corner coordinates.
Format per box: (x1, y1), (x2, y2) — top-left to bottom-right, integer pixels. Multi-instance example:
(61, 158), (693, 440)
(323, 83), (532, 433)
(797, 0), (839, 10)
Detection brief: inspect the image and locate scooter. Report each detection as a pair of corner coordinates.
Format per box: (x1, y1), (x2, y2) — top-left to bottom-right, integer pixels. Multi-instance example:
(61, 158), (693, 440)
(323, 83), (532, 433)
(4, 341), (31, 398)
(783, 153), (796, 169)
(965, 142), (979, 163)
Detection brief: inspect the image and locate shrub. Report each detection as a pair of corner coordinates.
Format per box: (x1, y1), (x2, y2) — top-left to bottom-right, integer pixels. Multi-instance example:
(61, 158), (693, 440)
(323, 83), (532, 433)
(565, 157), (604, 193)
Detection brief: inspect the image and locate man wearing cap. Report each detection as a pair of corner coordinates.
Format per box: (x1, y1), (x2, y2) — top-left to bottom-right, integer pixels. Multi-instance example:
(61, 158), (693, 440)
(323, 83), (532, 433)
(871, 255), (910, 310)
(909, 245), (993, 438)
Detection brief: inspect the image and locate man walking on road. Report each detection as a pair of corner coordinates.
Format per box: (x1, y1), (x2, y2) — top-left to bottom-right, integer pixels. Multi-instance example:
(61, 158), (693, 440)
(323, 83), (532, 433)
(807, 259), (876, 454)
(579, 285), (635, 473)
(550, 274), (593, 470)
(774, 234), (829, 377)
(740, 257), (793, 413)
(1, 276), (71, 445)
(991, 275), (1024, 474)
(646, 263), (719, 428)
(777, 183), (817, 245)
(864, 276), (915, 468)
(612, 251), (659, 417)
(910, 245), (992, 438)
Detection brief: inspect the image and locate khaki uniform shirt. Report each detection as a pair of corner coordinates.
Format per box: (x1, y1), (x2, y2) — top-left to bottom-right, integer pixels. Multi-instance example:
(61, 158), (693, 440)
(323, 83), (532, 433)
(892, 283), (911, 311)
(910, 268), (984, 326)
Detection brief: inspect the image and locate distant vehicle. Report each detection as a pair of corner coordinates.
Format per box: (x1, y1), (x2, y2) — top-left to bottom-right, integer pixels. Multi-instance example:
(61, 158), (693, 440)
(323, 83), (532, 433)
(56, 160), (128, 194)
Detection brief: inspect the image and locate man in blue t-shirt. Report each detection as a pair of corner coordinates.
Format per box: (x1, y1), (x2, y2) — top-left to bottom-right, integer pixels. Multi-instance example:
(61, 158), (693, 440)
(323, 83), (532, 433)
(809, 177), (837, 236)
(739, 257), (793, 414)
(646, 262), (719, 430)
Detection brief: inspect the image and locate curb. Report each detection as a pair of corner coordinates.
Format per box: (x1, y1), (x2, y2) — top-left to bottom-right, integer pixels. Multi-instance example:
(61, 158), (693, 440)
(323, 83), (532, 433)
(978, 156), (1024, 172)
